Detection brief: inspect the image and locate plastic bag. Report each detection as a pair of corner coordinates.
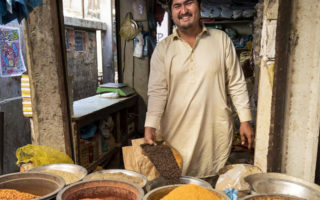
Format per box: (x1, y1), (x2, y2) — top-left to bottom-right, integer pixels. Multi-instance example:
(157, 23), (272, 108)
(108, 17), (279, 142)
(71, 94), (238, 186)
(215, 165), (249, 191)
(225, 188), (238, 200)
(133, 32), (144, 58)
(119, 12), (140, 41)
(16, 144), (74, 167)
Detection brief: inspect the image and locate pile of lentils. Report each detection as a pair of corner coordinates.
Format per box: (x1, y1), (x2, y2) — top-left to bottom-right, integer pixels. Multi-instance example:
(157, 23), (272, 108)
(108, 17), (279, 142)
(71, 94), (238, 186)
(141, 143), (181, 184)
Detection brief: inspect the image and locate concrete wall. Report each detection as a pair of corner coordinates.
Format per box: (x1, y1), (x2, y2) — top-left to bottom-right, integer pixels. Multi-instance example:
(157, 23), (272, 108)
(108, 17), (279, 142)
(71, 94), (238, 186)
(0, 21), (31, 173)
(280, 0), (320, 182)
(65, 26), (98, 101)
(254, 0), (279, 172)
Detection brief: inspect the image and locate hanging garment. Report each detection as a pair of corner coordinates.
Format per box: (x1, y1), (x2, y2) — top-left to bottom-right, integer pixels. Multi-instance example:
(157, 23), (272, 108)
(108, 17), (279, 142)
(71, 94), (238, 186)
(0, 0), (42, 25)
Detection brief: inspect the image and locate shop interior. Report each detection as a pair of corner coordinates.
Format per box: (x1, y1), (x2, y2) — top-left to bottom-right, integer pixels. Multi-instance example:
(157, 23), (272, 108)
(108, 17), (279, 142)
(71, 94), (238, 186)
(0, 0), (320, 199)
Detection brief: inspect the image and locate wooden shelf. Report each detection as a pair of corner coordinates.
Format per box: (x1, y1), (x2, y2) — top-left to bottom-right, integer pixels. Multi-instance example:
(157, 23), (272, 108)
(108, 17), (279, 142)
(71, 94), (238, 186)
(203, 20), (252, 25)
(201, 19), (252, 25)
(84, 146), (120, 172)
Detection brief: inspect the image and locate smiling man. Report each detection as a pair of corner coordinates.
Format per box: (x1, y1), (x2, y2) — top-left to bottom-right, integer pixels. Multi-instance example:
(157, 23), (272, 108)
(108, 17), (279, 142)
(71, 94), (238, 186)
(144, 0), (254, 179)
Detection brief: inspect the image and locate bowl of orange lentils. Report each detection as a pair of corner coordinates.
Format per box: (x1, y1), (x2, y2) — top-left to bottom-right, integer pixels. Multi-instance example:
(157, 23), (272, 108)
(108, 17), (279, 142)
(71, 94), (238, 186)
(0, 172), (65, 200)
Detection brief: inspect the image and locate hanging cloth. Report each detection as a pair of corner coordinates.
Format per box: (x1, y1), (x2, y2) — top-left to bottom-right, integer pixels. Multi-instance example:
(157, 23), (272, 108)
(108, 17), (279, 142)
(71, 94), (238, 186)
(0, 0), (43, 25)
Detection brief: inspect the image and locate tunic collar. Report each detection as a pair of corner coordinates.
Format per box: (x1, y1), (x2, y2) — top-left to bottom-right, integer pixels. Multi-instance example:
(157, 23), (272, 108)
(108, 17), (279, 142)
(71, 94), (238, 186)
(172, 24), (208, 41)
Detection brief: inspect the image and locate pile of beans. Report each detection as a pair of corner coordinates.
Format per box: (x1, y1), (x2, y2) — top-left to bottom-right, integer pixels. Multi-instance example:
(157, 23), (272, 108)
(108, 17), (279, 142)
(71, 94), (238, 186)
(141, 144), (181, 184)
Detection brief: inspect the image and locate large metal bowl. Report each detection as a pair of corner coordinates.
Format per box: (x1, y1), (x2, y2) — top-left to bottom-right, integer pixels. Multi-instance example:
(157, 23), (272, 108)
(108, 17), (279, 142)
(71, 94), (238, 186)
(240, 194), (303, 200)
(28, 163), (87, 184)
(245, 173), (320, 200)
(0, 172), (65, 200)
(145, 176), (212, 192)
(143, 184), (230, 200)
(83, 169), (148, 188)
(56, 179), (144, 200)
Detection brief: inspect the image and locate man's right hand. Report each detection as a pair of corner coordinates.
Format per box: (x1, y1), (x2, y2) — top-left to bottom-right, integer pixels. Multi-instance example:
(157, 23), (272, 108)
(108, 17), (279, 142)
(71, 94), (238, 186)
(144, 127), (157, 145)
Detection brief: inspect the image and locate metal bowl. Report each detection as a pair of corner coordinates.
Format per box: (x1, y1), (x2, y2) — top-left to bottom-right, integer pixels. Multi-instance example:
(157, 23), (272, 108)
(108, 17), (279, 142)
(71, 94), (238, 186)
(145, 176), (212, 192)
(0, 172), (65, 200)
(143, 184), (230, 200)
(240, 194), (302, 200)
(245, 173), (320, 199)
(83, 169), (148, 188)
(28, 163), (87, 184)
(56, 179), (144, 200)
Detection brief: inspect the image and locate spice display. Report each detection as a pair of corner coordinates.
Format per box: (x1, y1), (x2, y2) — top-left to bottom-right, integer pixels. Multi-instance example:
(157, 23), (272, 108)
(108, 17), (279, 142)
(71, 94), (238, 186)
(0, 189), (40, 200)
(141, 144), (181, 184)
(160, 184), (223, 200)
(43, 169), (80, 184)
(86, 172), (144, 187)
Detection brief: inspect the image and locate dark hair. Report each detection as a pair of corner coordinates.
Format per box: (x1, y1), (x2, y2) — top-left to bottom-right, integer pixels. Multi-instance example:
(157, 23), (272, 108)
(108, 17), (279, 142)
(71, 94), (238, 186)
(168, 0), (202, 12)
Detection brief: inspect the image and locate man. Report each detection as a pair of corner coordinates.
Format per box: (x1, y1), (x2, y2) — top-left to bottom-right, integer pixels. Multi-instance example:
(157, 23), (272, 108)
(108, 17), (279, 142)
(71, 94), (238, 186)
(144, 0), (254, 178)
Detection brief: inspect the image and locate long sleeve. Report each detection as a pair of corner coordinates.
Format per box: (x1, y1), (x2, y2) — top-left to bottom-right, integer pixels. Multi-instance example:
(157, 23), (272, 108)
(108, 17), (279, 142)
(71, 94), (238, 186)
(144, 44), (168, 130)
(225, 35), (252, 122)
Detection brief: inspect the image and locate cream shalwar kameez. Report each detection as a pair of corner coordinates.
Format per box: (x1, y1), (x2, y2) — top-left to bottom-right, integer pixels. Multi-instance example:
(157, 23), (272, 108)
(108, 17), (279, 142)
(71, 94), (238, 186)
(145, 26), (252, 178)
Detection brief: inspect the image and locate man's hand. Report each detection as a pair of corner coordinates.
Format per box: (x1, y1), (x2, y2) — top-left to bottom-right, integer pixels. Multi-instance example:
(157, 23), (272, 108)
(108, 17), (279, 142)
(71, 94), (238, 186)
(239, 121), (254, 149)
(144, 127), (157, 145)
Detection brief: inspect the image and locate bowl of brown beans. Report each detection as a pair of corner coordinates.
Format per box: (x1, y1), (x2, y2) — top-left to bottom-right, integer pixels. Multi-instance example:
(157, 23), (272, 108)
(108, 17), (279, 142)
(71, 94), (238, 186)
(0, 172), (65, 200)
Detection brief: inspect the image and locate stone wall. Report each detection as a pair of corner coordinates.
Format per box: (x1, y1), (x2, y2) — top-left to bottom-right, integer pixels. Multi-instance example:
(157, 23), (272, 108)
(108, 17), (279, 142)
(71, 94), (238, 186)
(65, 27), (98, 101)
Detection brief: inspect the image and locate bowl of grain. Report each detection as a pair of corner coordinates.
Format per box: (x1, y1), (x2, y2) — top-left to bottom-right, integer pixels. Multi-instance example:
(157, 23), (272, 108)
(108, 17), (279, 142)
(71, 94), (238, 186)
(83, 169), (148, 188)
(28, 163), (88, 185)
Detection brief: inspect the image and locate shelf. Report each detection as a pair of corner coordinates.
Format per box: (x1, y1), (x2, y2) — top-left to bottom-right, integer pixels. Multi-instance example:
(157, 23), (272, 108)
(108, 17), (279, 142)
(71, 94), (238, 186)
(236, 48), (250, 51)
(84, 146), (120, 172)
(201, 19), (252, 25)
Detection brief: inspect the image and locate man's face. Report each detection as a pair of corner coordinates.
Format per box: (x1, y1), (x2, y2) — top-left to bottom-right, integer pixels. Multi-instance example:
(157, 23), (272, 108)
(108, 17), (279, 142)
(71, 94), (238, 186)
(171, 0), (201, 31)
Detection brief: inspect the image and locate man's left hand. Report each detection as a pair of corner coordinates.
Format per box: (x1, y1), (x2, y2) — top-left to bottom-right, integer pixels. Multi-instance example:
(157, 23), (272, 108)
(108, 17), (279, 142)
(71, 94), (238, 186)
(239, 121), (254, 149)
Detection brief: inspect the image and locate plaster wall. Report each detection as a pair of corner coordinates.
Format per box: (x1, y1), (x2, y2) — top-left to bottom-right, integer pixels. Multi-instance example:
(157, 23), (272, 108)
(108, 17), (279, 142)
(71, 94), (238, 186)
(281, 0), (320, 182)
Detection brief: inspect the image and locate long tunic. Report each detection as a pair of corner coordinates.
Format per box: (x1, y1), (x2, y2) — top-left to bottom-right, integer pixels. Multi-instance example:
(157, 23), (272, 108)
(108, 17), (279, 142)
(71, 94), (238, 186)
(145, 26), (252, 178)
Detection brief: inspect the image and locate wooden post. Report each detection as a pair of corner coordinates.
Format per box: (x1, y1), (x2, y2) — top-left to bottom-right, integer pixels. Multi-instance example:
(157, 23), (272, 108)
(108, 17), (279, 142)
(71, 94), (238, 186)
(24, 0), (73, 157)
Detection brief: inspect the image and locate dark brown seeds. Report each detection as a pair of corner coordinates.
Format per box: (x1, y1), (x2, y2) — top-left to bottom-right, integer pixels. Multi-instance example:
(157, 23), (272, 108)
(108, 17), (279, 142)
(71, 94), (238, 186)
(141, 144), (181, 184)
